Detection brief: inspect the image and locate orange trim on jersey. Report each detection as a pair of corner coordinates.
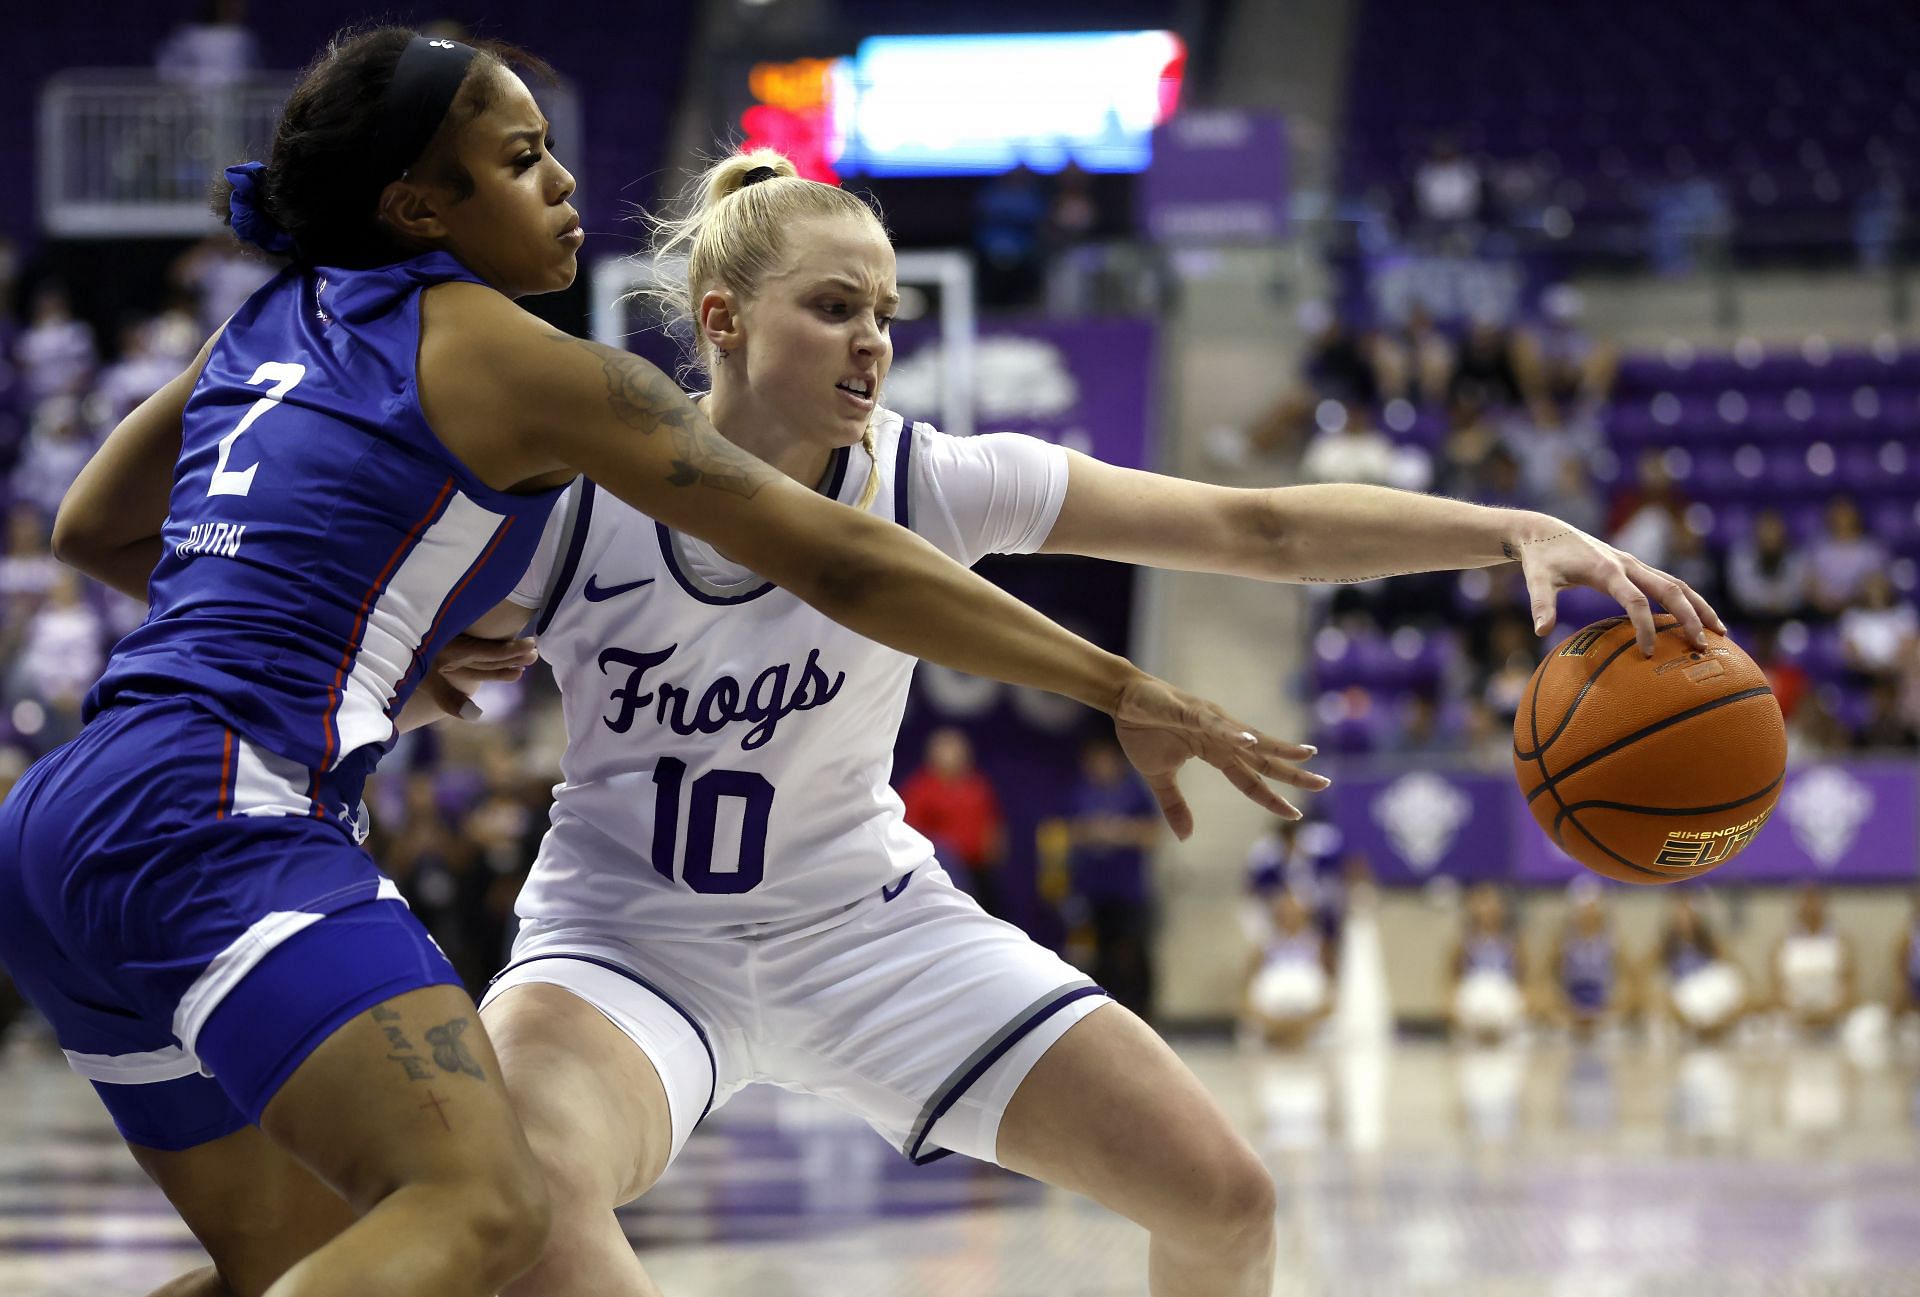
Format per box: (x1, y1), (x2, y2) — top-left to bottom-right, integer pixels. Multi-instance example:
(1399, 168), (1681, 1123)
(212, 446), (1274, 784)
(216, 727), (235, 820)
(395, 514), (518, 705)
(318, 475), (458, 803)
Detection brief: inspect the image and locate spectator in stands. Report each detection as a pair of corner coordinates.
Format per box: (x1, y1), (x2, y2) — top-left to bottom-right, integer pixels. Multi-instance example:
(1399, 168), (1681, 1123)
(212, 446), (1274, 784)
(1434, 391), (1501, 498)
(1371, 304), (1455, 409)
(1656, 894), (1745, 1043)
(1450, 883), (1526, 1044)
(1773, 883), (1855, 1035)
(1511, 285), (1618, 428)
(171, 235), (278, 335)
(1663, 517), (1724, 615)
(460, 736), (546, 982)
(146, 289), (205, 365)
(1459, 698), (1512, 770)
(1299, 401), (1399, 487)
(1855, 679), (1919, 751)
(1448, 317), (1524, 411)
(1806, 494), (1889, 616)
(0, 506), (58, 620)
(1899, 635), (1920, 736)
(1505, 407), (1606, 514)
(1225, 304), (1385, 462)
(9, 397), (94, 519)
(90, 317), (181, 430)
(1044, 161), (1101, 256)
(1477, 613), (1538, 724)
(7, 568), (104, 748)
(0, 745), (24, 1049)
(14, 284), (95, 405)
(1543, 457), (1607, 542)
(1397, 691), (1454, 756)
(1727, 508), (1810, 629)
(973, 164), (1050, 309)
(1469, 443), (1530, 512)
(1788, 692), (1852, 761)
(155, 0), (261, 88)
(1839, 572), (1917, 682)
(1608, 452), (1686, 570)
(380, 770), (491, 996)
(899, 727), (1008, 920)
(1062, 737), (1161, 1018)
(1413, 135), (1483, 250)
(1749, 623), (1811, 723)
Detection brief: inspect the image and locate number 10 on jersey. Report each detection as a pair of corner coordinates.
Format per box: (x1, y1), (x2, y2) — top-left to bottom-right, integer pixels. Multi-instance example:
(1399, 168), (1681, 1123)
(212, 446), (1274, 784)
(650, 758), (775, 894)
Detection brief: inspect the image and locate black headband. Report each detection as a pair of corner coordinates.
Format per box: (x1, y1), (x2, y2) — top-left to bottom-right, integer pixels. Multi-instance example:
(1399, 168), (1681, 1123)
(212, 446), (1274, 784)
(371, 35), (480, 184)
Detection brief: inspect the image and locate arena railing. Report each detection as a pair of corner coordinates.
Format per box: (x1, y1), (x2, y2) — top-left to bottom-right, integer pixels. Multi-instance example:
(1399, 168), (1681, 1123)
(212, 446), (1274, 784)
(38, 70), (581, 239)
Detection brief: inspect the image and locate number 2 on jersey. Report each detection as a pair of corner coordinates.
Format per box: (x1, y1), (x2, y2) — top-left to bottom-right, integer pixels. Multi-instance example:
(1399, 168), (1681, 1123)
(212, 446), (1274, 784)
(650, 757), (774, 894)
(208, 361), (306, 497)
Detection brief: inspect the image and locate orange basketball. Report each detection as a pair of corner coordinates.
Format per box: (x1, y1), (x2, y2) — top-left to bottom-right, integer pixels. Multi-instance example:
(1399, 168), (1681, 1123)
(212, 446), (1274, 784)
(1512, 615), (1787, 885)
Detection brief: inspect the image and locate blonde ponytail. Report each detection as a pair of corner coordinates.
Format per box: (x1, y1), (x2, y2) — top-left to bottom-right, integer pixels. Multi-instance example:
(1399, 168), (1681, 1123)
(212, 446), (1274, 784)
(637, 147), (890, 510)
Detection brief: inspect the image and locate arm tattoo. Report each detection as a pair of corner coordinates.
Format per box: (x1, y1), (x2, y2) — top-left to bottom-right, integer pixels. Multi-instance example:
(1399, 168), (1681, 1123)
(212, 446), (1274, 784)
(1297, 572), (1404, 585)
(1506, 530), (1574, 561)
(425, 1018), (487, 1081)
(550, 333), (774, 501)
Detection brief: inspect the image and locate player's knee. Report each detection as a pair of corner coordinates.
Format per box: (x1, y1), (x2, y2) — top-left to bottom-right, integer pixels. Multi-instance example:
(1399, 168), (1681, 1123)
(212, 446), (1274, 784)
(1164, 1138), (1275, 1255)
(451, 1170), (552, 1285)
(1214, 1149), (1278, 1247)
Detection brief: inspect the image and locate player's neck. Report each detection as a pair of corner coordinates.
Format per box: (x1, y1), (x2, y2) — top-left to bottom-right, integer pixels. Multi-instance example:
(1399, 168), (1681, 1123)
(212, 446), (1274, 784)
(703, 384), (834, 492)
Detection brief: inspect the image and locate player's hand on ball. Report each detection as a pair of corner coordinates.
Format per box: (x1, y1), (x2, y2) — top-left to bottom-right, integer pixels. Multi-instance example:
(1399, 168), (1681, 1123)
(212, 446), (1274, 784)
(1507, 517), (1726, 656)
(1111, 673), (1329, 840)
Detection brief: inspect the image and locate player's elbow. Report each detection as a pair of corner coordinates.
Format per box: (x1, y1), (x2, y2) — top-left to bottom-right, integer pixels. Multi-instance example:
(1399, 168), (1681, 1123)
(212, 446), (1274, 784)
(50, 498), (112, 569)
(1250, 488), (1302, 580)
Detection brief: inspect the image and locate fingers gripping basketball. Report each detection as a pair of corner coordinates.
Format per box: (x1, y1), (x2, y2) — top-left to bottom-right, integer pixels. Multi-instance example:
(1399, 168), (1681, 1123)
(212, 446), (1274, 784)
(1512, 616), (1787, 884)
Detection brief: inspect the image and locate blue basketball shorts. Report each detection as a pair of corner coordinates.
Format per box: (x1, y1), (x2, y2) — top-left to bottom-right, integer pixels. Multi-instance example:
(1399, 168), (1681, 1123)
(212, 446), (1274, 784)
(0, 695), (460, 1151)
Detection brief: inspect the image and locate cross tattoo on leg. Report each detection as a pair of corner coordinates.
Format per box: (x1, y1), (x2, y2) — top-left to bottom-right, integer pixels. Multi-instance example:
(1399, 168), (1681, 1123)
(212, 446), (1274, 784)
(420, 1089), (451, 1132)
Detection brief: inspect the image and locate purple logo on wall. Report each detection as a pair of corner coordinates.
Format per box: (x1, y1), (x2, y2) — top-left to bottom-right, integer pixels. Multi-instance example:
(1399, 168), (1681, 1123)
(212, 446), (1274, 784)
(1138, 110), (1289, 245)
(1325, 761), (1918, 885)
(887, 317), (1158, 469)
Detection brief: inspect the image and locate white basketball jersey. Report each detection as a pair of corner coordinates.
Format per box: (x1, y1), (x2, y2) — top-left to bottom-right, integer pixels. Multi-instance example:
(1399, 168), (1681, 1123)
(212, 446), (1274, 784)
(508, 409), (1069, 938)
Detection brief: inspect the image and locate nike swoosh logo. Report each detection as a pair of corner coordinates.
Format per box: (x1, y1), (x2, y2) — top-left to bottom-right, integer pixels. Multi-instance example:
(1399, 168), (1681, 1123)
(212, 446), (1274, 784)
(881, 872), (914, 902)
(583, 575), (655, 602)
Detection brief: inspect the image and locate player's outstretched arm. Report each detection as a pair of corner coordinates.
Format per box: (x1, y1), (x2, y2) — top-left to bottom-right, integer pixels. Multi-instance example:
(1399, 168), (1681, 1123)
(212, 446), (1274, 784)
(420, 290), (1326, 831)
(53, 329), (220, 599)
(1038, 453), (1724, 656)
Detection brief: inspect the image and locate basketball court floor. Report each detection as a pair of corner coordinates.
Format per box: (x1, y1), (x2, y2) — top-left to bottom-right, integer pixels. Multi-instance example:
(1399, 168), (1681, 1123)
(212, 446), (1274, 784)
(1, 1032), (1915, 1296)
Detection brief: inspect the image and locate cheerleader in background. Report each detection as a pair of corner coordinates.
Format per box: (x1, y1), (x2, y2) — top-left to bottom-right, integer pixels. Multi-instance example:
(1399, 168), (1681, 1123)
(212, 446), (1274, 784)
(1773, 883), (1855, 1036)
(1657, 894), (1746, 1043)
(1244, 889), (1336, 1048)
(1551, 878), (1627, 1040)
(1450, 883), (1526, 1044)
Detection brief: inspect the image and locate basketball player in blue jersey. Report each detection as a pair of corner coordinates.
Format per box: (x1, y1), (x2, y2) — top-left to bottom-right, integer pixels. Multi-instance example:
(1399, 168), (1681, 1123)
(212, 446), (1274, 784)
(7, 32), (1338, 1297)
(416, 151), (1712, 1297)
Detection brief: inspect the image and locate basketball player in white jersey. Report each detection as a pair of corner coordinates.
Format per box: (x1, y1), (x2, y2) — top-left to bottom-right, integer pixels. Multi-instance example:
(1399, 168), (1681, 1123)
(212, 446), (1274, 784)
(422, 149), (1728, 1297)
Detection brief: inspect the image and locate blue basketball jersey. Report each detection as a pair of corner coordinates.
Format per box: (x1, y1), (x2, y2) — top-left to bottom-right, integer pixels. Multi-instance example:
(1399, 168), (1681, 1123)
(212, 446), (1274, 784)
(88, 251), (564, 791)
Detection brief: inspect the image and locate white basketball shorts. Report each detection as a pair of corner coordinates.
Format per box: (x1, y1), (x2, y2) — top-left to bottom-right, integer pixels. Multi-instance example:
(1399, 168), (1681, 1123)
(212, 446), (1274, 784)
(479, 865), (1110, 1169)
